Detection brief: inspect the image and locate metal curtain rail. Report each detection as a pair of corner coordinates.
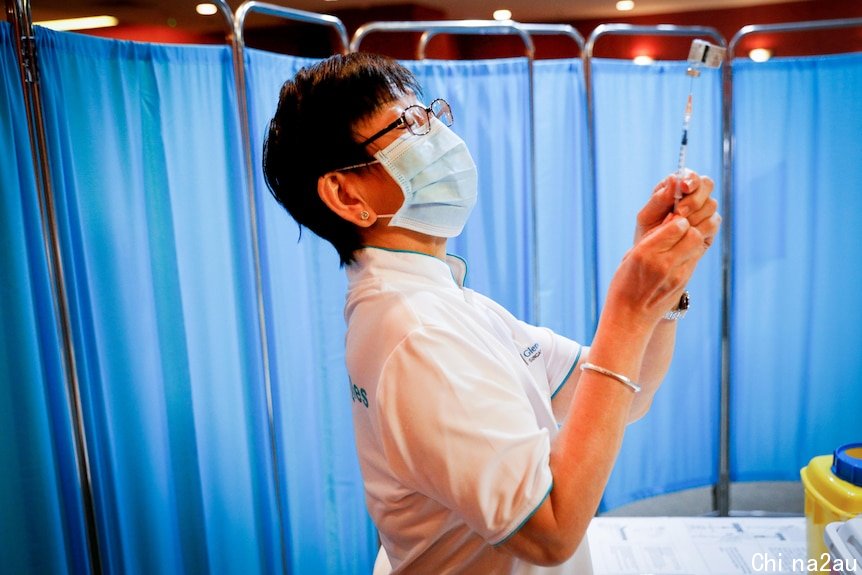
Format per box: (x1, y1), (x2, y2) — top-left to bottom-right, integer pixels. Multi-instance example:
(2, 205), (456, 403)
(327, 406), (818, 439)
(412, 21), (585, 58)
(350, 20), (534, 57)
(4, 1), (102, 572)
(729, 17), (862, 55)
(515, 22), (585, 55)
(235, 1), (350, 54)
(351, 20), (542, 325)
(584, 23), (729, 515)
(231, 4), (349, 574)
(721, 15), (862, 519)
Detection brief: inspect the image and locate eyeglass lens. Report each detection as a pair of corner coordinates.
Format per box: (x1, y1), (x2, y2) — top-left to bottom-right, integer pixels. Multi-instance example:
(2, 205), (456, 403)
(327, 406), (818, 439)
(431, 99), (454, 127)
(403, 99), (454, 136)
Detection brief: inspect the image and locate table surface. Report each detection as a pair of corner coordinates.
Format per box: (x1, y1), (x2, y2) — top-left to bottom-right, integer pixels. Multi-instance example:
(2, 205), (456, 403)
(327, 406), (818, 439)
(588, 516), (811, 575)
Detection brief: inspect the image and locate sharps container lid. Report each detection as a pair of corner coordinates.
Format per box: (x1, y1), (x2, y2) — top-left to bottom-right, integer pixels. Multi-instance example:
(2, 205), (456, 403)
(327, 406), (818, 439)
(833, 443), (862, 487)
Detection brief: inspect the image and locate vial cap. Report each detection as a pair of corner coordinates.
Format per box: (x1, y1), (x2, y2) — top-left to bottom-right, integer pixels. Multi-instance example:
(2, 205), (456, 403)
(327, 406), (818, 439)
(832, 443), (862, 487)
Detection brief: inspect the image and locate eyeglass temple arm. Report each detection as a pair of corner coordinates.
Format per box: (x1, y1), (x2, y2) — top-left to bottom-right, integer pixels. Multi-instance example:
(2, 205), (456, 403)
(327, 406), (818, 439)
(358, 116), (404, 148)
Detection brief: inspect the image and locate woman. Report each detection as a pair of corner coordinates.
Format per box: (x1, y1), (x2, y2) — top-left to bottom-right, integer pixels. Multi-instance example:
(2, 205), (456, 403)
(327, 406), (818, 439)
(263, 52), (720, 574)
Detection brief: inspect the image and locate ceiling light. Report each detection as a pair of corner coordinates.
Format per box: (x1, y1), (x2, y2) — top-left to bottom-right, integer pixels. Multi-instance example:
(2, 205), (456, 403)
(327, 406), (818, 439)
(616, 1), (635, 11)
(633, 55), (654, 65)
(34, 15), (119, 31)
(493, 9), (512, 21)
(195, 3), (218, 16)
(749, 48), (772, 62)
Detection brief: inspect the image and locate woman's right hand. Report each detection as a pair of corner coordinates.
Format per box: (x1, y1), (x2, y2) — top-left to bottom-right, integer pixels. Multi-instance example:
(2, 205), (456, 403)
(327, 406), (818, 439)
(605, 214), (707, 334)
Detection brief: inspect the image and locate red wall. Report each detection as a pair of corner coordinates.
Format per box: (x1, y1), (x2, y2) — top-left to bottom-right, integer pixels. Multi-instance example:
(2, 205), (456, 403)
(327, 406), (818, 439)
(74, 0), (862, 60)
(432, 0), (862, 60)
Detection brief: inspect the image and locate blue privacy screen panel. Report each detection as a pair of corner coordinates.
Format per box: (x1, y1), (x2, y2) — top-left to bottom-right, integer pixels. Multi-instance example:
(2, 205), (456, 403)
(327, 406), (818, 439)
(0, 21), (90, 575)
(731, 53), (862, 481)
(36, 29), (280, 574)
(591, 58), (723, 509)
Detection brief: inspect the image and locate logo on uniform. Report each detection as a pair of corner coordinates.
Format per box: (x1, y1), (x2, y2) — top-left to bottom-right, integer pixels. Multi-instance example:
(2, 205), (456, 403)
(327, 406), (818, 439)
(349, 379), (369, 408)
(520, 342), (542, 365)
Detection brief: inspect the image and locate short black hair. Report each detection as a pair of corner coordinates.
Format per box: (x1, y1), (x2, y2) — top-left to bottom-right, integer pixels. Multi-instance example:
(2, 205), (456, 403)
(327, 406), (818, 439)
(262, 52), (422, 266)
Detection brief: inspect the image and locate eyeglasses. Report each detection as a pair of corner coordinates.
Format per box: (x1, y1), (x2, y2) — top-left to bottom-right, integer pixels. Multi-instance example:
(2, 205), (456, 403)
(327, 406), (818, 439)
(333, 98), (454, 173)
(358, 98), (453, 149)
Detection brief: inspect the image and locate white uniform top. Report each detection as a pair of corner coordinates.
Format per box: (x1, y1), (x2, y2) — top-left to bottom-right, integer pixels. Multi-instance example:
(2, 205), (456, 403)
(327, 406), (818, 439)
(345, 247), (593, 574)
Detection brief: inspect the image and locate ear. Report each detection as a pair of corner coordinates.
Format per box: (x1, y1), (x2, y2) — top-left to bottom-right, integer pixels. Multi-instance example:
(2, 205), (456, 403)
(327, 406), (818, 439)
(317, 172), (373, 227)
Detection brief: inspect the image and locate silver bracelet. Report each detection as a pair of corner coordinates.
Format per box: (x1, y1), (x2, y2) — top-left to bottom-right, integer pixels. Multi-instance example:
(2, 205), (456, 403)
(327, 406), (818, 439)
(580, 362), (642, 393)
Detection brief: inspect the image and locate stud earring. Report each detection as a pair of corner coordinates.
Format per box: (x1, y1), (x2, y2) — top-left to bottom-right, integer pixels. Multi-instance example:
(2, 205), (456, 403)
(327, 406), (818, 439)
(360, 210), (370, 221)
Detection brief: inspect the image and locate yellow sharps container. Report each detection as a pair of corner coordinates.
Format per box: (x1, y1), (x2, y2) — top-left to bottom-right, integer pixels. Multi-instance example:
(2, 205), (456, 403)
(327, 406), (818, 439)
(800, 443), (862, 568)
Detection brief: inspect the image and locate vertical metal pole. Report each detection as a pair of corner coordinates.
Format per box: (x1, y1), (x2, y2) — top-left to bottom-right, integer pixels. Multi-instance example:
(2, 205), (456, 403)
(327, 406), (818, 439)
(526, 53), (540, 326)
(716, 52), (734, 518)
(582, 44), (600, 338)
(5, 0), (102, 571)
(230, 6), (350, 572)
(230, 5), (286, 574)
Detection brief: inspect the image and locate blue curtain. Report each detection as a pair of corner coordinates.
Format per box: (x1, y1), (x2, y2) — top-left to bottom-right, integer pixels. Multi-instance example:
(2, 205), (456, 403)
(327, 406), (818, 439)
(731, 53), (862, 481)
(0, 22), (90, 575)
(244, 49), (378, 574)
(8, 23), (862, 575)
(591, 58), (724, 509)
(34, 29), (280, 574)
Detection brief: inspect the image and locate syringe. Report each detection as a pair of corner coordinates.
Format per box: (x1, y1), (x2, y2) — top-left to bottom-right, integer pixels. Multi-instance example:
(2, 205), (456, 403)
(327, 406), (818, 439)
(674, 69), (698, 212)
(674, 39), (726, 213)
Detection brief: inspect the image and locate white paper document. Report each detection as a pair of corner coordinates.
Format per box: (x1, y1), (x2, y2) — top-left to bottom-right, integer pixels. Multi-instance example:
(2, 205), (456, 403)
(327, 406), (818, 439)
(588, 516), (808, 575)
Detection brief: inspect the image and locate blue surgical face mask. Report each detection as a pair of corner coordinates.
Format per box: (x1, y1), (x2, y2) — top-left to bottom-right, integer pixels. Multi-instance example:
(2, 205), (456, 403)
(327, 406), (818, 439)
(373, 118), (478, 238)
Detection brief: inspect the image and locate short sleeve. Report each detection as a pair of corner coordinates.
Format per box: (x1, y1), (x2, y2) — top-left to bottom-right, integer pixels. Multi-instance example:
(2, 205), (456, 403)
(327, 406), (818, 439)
(470, 291), (582, 397)
(519, 324), (582, 399)
(375, 325), (553, 545)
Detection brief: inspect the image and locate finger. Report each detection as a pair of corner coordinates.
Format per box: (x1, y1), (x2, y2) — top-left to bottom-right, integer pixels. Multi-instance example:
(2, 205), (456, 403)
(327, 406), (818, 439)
(639, 215), (692, 252)
(674, 169), (700, 196)
(677, 175), (715, 217)
(686, 197), (718, 227)
(639, 176), (677, 228)
(696, 212), (722, 249)
(652, 174), (675, 195)
(662, 221), (709, 265)
(678, 224), (708, 257)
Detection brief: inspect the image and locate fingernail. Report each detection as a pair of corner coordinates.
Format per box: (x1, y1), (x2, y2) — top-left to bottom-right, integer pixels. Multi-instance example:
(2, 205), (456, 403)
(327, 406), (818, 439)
(676, 218), (690, 231)
(678, 205), (690, 217)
